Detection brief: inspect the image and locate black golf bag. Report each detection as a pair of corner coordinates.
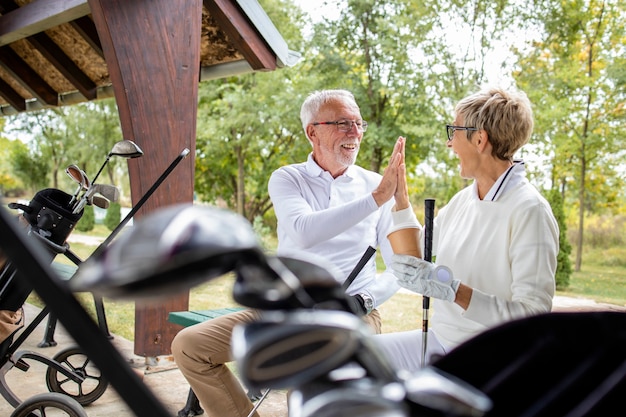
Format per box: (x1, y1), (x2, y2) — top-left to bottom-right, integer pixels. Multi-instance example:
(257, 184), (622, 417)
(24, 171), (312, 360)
(1, 188), (82, 313)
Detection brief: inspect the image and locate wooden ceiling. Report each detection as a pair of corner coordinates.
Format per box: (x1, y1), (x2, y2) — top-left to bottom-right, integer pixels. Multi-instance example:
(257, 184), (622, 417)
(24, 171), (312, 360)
(0, 0), (300, 115)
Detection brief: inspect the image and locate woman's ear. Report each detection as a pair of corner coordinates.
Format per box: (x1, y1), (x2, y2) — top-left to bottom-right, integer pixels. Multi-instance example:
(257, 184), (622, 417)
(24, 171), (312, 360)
(476, 130), (488, 150)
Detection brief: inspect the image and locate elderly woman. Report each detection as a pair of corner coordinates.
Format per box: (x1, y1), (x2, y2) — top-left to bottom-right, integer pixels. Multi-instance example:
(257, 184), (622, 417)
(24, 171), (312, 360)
(376, 87), (559, 371)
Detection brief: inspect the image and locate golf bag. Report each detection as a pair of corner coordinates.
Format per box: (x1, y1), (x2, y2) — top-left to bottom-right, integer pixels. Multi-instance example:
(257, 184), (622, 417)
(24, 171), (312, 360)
(1, 188), (82, 314)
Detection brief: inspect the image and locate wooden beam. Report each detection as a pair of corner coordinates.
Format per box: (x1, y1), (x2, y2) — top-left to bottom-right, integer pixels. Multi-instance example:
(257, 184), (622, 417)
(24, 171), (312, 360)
(203, 0), (276, 71)
(0, 76), (26, 111)
(0, 0), (90, 46)
(28, 34), (97, 100)
(87, 0), (201, 358)
(0, 45), (57, 105)
(69, 17), (104, 58)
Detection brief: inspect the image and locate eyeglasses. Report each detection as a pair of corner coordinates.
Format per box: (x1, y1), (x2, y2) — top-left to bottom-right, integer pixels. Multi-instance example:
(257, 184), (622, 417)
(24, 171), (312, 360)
(313, 119), (368, 132)
(446, 125), (478, 141)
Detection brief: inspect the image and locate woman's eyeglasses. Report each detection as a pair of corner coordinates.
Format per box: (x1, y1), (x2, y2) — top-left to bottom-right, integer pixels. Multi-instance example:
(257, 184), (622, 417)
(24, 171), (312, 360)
(446, 125), (478, 141)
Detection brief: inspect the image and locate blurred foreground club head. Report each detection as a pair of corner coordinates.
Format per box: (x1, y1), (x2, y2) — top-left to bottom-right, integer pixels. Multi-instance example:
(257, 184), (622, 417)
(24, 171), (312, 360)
(402, 367), (491, 416)
(69, 204), (262, 299)
(234, 252), (352, 311)
(289, 378), (408, 417)
(232, 310), (370, 390)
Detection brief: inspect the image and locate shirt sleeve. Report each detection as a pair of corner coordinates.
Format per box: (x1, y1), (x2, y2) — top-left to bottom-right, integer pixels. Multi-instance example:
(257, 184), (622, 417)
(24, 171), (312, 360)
(364, 202), (410, 306)
(268, 168), (380, 249)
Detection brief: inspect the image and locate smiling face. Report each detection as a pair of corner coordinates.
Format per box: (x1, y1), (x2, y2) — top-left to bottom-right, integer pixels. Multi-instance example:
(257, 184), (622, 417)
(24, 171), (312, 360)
(306, 98), (363, 177)
(447, 114), (481, 180)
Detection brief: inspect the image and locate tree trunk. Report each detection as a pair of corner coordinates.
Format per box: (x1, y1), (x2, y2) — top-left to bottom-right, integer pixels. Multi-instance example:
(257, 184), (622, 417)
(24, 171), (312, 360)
(236, 144), (245, 218)
(575, 154), (586, 272)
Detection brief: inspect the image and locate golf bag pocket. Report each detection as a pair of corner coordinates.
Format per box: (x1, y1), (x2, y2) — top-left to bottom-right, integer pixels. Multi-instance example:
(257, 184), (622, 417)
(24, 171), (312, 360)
(9, 188), (82, 246)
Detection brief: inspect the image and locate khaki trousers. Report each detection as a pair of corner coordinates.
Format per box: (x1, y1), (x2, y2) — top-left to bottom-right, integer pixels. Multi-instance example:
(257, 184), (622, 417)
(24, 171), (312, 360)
(171, 308), (382, 417)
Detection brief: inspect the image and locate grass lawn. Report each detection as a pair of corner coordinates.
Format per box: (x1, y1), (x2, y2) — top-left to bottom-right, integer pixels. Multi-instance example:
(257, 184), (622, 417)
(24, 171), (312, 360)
(30, 227), (626, 342)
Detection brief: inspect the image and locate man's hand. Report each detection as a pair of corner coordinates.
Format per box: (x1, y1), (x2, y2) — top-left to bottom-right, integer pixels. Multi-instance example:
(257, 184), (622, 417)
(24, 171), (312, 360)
(390, 254), (460, 302)
(372, 136), (405, 207)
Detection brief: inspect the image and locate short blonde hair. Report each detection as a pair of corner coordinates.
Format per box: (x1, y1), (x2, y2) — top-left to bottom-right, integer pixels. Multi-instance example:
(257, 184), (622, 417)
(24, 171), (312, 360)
(455, 87), (533, 160)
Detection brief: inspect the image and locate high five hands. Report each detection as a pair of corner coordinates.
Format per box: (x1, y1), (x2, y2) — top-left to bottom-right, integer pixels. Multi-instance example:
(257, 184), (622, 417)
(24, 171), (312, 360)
(372, 136), (406, 207)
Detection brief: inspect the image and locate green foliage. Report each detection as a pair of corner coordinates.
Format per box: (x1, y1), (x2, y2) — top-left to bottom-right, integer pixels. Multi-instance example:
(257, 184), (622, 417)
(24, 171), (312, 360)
(4, 99), (124, 194)
(0, 137), (25, 195)
(104, 202), (122, 231)
(8, 138), (48, 194)
(76, 205), (95, 232)
(546, 189), (572, 290)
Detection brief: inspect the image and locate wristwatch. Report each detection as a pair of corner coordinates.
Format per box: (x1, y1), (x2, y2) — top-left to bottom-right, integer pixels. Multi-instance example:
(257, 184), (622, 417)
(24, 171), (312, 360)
(358, 293), (374, 314)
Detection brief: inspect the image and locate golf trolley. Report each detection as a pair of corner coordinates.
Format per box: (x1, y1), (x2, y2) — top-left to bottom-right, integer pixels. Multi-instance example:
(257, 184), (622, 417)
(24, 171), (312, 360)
(0, 142), (189, 416)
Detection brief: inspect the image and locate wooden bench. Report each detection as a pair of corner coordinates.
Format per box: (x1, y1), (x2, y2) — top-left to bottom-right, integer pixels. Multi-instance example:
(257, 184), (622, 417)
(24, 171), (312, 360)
(168, 306), (261, 417)
(167, 307), (245, 328)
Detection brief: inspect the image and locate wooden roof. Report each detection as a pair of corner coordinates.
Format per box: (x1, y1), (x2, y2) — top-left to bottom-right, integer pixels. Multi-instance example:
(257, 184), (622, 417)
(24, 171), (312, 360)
(0, 0), (300, 115)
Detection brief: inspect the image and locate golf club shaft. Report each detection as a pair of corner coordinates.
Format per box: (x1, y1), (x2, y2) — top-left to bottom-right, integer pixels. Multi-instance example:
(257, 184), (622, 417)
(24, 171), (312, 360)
(342, 245), (376, 291)
(422, 198), (435, 367)
(91, 148), (191, 258)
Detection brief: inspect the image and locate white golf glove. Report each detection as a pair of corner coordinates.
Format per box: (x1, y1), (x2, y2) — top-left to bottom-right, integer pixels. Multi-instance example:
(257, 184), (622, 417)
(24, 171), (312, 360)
(391, 254), (461, 302)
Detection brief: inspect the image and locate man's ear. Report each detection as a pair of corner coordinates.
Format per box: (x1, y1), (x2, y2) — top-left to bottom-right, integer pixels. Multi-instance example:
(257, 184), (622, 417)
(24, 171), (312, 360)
(306, 124), (318, 143)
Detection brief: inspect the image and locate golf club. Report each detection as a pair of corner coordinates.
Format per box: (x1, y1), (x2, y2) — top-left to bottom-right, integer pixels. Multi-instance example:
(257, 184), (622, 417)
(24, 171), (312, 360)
(422, 198), (435, 367)
(90, 139), (143, 186)
(72, 140), (143, 213)
(66, 164), (90, 207)
(89, 148), (191, 259)
(90, 195), (110, 209)
(73, 184), (120, 214)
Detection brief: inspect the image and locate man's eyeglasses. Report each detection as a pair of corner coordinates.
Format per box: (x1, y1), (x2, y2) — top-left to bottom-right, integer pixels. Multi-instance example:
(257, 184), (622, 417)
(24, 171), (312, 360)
(446, 125), (478, 141)
(313, 119), (368, 132)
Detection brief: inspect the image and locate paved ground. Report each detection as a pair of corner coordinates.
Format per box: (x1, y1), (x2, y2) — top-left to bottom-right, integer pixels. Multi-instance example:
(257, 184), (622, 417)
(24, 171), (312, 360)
(1, 297), (624, 417)
(0, 303), (287, 417)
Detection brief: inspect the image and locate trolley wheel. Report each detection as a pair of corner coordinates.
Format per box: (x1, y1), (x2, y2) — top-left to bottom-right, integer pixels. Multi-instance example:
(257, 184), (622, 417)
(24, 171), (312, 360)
(10, 392), (88, 417)
(45, 346), (108, 405)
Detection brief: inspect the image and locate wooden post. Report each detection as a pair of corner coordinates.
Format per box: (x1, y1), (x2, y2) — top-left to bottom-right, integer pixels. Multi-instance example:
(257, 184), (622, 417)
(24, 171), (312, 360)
(87, 0), (202, 357)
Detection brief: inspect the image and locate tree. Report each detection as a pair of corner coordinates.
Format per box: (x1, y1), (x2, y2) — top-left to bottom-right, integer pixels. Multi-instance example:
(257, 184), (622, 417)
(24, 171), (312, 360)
(546, 189), (573, 289)
(5, 99), (124, 196)
(194, 0), (308, 222)
(515, 0), (626, 270)
(76, 204), (95, 232)
(104, 202), (122, 231)
(9, 138), (48, 194)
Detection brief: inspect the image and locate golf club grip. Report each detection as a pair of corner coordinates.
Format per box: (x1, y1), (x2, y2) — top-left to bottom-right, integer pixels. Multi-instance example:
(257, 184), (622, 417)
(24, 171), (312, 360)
(424, 198), (435, 262)
(91, 148), (191, 257)
(423, 198), (435, 312)
(341, 246), (376, 291)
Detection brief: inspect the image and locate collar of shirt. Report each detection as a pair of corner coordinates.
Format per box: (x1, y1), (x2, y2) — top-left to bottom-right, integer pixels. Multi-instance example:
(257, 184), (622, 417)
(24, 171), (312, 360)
(305, 152), (357, 180)
(480, 160), (526, 202)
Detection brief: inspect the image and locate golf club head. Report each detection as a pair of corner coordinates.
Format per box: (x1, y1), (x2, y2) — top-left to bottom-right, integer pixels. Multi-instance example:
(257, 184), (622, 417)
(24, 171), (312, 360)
(233, 252), (352, 311)
(93, 184), (120, 203)
(69, 204), (263, 299)
(402, 367), (492, 416)
(232, 310), (370, 390)
(85, 184), (120, 202)
(110, 139), (143, 158)
(65, 164), (87, 188)
(66, 164), (90, 206)
(289, 378), (408, 417)
(90, 194), (110, 209)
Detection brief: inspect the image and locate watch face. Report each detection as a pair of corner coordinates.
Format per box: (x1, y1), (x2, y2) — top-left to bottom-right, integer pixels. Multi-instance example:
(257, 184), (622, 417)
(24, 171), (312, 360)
(361, 294), (373, 312)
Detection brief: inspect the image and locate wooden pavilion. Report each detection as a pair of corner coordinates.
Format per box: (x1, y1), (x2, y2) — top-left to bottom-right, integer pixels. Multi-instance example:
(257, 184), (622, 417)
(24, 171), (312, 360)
(0, 0), (300, 357)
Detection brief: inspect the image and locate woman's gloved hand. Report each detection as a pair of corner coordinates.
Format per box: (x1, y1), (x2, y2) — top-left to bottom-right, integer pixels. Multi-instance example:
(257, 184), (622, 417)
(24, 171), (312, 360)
(390, 254), (460, 302)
